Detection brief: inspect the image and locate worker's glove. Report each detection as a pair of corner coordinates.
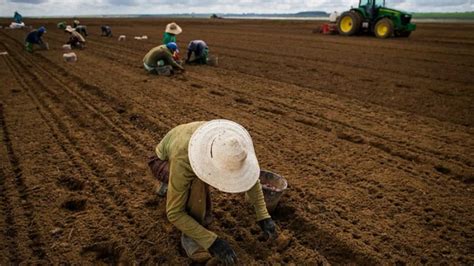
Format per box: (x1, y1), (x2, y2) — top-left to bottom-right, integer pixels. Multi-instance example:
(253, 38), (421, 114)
(208, 238), (237, 265)
(258, 218), (278, 240)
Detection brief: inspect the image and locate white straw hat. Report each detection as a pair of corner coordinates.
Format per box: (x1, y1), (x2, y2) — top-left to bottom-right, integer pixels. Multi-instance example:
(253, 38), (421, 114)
(165, 22), (182, 35)
(188, 119), (260, 193)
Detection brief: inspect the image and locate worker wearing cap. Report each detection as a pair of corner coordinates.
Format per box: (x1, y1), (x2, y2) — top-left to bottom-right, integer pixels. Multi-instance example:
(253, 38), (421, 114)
(186, 40), (209, 65)
(65, 26), (86, 49)
(25, 26), (47, 53)
(163, 22), (182, 45)
(149, 120), (278, 264)
(143, 42), (185, 74)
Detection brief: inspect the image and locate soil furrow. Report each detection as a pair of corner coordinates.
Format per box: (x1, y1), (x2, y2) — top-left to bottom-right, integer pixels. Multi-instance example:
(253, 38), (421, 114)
(0, 101), (49, 262)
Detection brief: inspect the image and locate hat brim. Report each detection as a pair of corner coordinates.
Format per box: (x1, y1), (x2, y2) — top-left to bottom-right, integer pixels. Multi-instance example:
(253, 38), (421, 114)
(188, 120), (260, 193)
(165, 24), (182, 35)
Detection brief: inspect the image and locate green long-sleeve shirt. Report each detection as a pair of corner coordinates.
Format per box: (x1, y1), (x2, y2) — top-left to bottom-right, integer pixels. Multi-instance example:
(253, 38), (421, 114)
(143, 45), (184, 70)
(162, 32), (176, 45)
(156, 121), (270, 249)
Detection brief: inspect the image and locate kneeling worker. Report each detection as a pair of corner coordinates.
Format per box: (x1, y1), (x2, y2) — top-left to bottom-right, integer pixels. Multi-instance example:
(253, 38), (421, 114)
(149, 119), (278, 264)
(186, 40), (209, 64)
(25, 26), (48, 53)
(143, 42), (184, 74)
(65, 26), (86, 49)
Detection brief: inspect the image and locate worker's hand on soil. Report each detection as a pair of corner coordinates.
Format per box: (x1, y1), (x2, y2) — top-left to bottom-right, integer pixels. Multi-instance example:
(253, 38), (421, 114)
(258, 218), (278, 240)
(208, 238), (237, 265)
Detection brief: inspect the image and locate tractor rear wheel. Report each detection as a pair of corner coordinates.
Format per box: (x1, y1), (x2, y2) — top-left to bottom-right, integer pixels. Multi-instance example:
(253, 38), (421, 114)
(337, 12), (362, 36)
(374, 18), (394, 38)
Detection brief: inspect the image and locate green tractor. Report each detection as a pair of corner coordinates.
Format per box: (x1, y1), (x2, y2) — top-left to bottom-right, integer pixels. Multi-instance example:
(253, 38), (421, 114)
(337, 0), (416, 38)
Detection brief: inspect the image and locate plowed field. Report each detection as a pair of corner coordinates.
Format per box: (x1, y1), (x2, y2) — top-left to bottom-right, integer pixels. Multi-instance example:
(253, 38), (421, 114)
(0, 18), (473, 265)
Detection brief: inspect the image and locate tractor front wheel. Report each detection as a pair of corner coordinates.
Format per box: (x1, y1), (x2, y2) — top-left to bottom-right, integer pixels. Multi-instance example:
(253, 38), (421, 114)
(337, 12), (361, 36)
(374, 18), (394, 38)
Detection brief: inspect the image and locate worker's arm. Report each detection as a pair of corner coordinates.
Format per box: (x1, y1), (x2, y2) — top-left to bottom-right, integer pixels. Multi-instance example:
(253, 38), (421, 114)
(186, 50), (193, 62)
(166, 159), (218, 249)
(155, 127), (175, 160)
(165, 52), (185, 71)
(245, 181), (271, 221)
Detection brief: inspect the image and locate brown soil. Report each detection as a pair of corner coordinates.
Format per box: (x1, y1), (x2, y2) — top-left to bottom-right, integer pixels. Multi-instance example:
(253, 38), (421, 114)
(0, 18), (473, 265)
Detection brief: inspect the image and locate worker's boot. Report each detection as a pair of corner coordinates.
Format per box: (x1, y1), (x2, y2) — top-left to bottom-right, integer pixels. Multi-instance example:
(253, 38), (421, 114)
(25, 42), (33, 53)
(181, 234), (212, 263)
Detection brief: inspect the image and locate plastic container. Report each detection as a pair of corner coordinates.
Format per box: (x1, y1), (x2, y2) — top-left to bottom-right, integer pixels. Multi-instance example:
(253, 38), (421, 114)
(259, 170), (288, 213)
(63, 52), (77, 63)
(207, 55), (218, 66)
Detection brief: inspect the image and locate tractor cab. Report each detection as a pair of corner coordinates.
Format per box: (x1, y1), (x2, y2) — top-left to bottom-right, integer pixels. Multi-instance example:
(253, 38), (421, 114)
(337, 0), (416, 38)
(358, 0), (385, 20)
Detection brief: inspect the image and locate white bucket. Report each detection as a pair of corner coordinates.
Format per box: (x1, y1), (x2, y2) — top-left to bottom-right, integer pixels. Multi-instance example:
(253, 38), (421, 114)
(62, 44), (71, 50)
(9, 22), (25, 29)
(118, 35), (126, 41)
(63, 52), (77, 63)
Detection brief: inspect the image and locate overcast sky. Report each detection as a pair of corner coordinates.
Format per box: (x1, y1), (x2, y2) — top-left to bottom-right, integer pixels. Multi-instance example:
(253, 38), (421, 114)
(1, 0), (473, 16)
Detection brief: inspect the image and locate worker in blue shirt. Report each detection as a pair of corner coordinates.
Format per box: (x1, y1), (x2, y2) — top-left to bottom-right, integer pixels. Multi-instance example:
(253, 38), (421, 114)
(25, 26), (48, 53)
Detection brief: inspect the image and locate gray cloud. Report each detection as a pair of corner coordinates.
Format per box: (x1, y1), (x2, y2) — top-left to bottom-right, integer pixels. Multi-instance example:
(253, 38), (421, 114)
(414, 0), (469, 6)
(8, 0), (47, 3)
(107, 0), (137, 6)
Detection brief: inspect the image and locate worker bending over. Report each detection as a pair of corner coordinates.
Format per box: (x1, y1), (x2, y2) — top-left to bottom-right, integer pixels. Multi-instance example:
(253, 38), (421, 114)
(143, 42), (184, 74)
(65, 26), (86, 49)
(101, 25), (112, 37)
(25, 26), (48, 53)
(148, 120), (278, 264)
(186, 40), (209, 65)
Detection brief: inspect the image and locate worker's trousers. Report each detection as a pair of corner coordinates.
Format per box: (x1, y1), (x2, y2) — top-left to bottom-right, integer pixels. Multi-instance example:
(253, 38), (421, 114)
(148, 155), (212, 225)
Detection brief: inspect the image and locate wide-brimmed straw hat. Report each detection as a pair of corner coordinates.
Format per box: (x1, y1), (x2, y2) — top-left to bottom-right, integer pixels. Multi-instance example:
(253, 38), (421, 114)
(65, 25), (74, 32)
(188, 119), (260, 193)
(165, 22), (182, 35)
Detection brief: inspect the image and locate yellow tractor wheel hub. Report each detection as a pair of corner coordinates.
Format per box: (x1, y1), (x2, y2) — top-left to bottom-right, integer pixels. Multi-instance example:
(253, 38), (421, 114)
(377, 24), (388, 37)
(340, 16), (353, 33)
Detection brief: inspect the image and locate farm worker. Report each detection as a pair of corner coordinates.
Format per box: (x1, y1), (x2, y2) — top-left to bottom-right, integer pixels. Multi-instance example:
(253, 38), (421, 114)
(65, 26), (86, 49)
(186, 40), (209, 65)
(163, 22), (182, 61)
(329, 11), (339, 23)
(73, 19), (80, 28)
(148, 119), (278, 264)
(72, 19), (88, 36)
(57, 21), (67, 30)
(14, 11), (23, 24)
(163, 22), (182, 44)
(101, 25), (112, 37)
(25, 26), (47, 53)
(75, 25), (88, 37)
(143, 42), (185, 74)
